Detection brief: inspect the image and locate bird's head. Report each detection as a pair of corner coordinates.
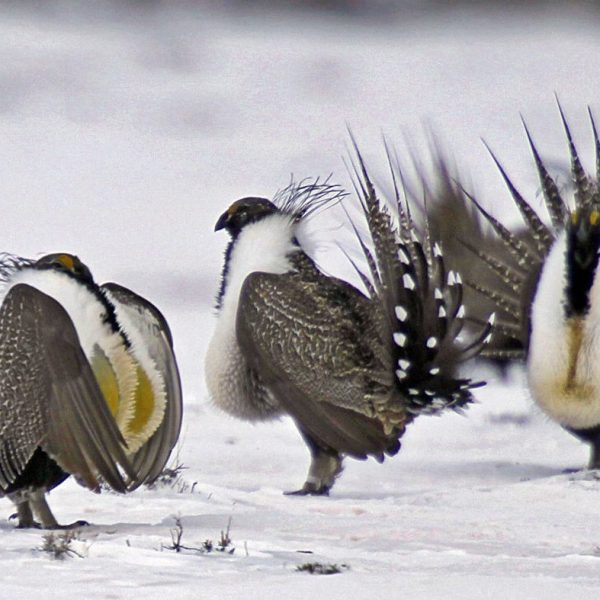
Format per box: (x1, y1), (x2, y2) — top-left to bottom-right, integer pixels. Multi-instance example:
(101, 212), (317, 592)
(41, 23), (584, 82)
(214, 198), (279, 237)
(34, 253), (95, 285)
(215, 181), (346, 239)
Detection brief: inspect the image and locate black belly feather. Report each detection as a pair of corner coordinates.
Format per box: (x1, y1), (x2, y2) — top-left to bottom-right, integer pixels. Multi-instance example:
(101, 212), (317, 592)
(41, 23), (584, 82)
(2, 447), (68, 496)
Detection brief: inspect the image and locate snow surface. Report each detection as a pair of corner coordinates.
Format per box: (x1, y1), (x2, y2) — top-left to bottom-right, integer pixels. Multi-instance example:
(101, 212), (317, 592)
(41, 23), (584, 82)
(2, 2), (600, 598)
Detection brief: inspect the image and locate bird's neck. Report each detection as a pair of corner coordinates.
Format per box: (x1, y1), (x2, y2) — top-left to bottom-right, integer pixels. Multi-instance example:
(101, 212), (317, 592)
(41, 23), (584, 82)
(216, 213), (300, 319)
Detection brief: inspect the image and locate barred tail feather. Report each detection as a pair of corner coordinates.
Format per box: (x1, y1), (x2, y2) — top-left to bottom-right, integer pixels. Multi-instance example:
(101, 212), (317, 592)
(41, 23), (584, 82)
(482, 141), (552, 257)
(556, 98), (595, 207)
(589, 107), (600, 185)
(347, 144), (491, 417)
(521, 119), (568, 230)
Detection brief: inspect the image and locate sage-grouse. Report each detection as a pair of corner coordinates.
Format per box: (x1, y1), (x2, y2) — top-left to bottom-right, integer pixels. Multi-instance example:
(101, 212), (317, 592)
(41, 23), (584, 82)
(0, 253), (182, 528)
(205, 163), (493, 495)
(438, 105), (600, 468)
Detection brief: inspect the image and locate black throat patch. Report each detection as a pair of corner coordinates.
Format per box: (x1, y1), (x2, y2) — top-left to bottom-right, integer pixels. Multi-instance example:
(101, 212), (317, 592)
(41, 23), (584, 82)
(565, 210), (600, 318)
(215, 239), (235, 311)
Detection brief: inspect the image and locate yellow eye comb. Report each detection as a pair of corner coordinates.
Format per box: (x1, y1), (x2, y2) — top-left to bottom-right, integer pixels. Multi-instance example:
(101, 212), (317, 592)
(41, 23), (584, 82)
(56, 254), (75, 271)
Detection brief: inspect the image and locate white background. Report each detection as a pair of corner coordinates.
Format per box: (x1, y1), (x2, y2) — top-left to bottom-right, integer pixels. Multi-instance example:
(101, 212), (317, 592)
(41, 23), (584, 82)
(1, 2), (600, 598)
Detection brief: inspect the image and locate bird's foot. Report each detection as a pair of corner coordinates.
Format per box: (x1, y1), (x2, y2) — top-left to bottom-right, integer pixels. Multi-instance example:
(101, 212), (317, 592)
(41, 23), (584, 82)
(10, 515), (42, 529)
(284, 451), (343, 496)
(50, 520), (90, 531)
(12, 518), (89, 530)
(9, 509), (41, 529)
(284, 481), (331, 496)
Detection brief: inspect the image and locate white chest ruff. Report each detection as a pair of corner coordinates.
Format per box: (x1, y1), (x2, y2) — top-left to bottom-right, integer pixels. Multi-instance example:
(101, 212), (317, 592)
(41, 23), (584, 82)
(4, 268), (167, 451)
(528, 320), (600, 429)
(205, 213), (301, 421)
(3, 268), (121, 359)
(205, 326), (280, 420)
(528, 234), (600, 429)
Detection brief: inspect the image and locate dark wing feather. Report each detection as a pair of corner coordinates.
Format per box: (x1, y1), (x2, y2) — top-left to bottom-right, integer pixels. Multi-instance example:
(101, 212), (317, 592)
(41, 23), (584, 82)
(102, 282), (183, 486)
(0, 284), (134, 492)
(236, 270), (402, 459)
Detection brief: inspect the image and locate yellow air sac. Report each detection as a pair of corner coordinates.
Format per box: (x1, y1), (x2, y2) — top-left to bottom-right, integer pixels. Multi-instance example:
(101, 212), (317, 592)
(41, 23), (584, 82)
(130, 365), (155, 435)
(91, 349), (120, 418)
(120, 359), (167, 454)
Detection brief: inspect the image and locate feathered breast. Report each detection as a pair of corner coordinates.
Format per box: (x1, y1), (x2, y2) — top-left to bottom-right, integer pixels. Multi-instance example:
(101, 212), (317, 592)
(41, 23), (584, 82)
(529, 233), (600, 428)
(206, 211), (302, 420)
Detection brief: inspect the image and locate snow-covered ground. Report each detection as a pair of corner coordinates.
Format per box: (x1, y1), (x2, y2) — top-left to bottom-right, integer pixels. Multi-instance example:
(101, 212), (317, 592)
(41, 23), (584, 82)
(2, 2), (600, 598)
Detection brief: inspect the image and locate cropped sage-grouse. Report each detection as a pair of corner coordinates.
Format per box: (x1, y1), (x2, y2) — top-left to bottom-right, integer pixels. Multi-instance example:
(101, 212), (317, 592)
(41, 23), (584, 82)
(438, 105), (600, 469)
(205, 163), (493, 495)
(0, 252), (182, 528)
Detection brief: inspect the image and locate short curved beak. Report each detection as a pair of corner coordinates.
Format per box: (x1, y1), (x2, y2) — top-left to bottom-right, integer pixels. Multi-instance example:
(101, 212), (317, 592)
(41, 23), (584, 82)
(214, 210), (229, 232)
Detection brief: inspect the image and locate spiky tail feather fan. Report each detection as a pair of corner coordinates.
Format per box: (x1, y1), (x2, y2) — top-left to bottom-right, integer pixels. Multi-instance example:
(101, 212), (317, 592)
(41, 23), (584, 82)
(437, 103), (600, 361)
(346, 143), (493, 416)
(423, 156), (538, 361)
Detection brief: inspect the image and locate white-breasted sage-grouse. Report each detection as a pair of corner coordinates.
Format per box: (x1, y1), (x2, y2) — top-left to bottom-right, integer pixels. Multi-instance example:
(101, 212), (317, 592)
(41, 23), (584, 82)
(205, 162), (493, 495)
(438, 105), (600, 468)
(0, 253), (182, 528)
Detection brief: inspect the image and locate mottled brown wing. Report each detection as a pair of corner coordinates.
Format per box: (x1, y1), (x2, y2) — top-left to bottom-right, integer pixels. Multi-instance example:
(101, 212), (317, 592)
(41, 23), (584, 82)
(102, 282), (183, 486)
(236, 271), (401, 459)
(0, 284), (135, 492)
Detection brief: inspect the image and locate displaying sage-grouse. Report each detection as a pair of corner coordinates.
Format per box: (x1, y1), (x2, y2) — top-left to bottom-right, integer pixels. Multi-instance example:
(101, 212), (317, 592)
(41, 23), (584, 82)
(205, 163), (494, 495)
(439, 105), (600, 469)
(0, 253), (182, 528)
